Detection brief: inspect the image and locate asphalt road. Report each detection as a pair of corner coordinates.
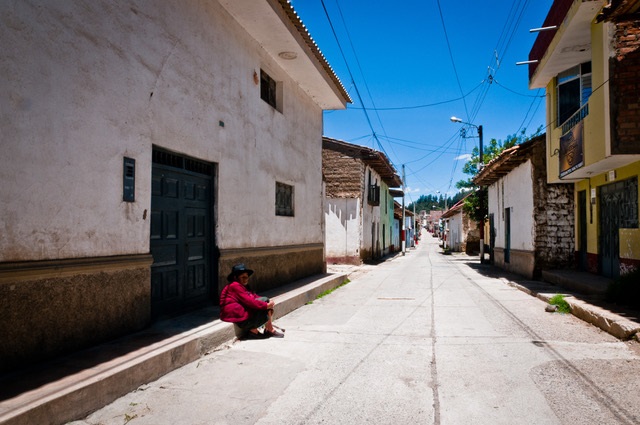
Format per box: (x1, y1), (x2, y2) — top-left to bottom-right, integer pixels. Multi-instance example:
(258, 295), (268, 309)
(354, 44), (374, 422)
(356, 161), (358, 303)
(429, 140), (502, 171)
(71, 236), (640, 425)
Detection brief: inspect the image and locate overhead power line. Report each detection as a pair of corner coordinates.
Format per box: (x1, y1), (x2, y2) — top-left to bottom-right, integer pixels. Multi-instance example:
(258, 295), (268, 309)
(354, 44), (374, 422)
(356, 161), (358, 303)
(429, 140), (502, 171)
(346, 81), (485, 111)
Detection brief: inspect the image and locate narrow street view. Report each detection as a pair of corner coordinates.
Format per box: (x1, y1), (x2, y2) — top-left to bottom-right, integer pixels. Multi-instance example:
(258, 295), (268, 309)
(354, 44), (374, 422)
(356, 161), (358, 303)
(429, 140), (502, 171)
(2, 1), (639, 424)
(72, 237), (640, 425)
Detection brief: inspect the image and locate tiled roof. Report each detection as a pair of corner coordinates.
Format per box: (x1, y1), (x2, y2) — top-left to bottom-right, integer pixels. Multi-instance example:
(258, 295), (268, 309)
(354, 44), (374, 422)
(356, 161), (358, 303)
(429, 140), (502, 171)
(472, 134), (545, 186)
(278, 0), (352, 103)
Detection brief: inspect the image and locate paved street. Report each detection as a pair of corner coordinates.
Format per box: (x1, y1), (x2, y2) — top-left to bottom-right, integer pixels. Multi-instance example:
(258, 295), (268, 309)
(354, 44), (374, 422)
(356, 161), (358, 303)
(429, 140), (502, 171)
(71, 236), (640, 425)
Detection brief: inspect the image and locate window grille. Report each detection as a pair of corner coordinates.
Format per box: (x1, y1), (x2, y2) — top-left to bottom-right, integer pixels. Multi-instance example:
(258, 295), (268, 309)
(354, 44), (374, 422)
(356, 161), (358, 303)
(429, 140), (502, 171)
(368, 184), (380, 206)
(152, 149), (213, 176)
(276, 182), (294, 216)
(260, 70), (277, 109)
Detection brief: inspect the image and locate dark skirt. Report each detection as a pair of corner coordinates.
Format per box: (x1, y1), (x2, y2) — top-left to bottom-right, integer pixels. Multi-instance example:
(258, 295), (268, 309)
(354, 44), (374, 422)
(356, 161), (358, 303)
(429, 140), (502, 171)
(236, 309), (269, 331)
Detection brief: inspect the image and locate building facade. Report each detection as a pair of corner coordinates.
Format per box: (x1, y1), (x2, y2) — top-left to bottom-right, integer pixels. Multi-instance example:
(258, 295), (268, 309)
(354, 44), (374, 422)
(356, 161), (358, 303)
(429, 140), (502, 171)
(440, 195), (479, 254)
(0, 0), (349, 371)
(474, 136), (575, 278)
(323, 138), (402, 264)
(529, 0), (640, 278)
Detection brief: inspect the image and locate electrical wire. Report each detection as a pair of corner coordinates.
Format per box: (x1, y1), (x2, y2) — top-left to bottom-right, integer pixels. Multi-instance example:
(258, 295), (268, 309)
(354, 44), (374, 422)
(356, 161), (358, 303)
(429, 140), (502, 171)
(346, 81), (484, 111)
(319, 0), (391, 160)
(436, 0), (471, 121)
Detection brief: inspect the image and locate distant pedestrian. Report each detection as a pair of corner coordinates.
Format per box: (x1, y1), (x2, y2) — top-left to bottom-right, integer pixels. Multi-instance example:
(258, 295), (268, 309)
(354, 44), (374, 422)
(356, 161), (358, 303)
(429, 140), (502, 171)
(219, 263), (284, 339)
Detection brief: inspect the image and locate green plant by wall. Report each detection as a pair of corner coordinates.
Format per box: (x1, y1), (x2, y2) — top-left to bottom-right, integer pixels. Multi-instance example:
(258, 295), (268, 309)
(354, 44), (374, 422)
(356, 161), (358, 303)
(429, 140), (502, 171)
(549, 294), (571, 314)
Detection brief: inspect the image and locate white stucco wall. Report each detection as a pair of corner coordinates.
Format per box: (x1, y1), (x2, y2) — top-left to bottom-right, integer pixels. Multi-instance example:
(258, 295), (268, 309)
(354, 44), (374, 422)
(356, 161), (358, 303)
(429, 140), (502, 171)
(448, 213), (463, 251)
(1, 0), (330, 262)
(362, 167), (381, 257)
(325, 198), (361, 260)
(488, 160), (535, 251)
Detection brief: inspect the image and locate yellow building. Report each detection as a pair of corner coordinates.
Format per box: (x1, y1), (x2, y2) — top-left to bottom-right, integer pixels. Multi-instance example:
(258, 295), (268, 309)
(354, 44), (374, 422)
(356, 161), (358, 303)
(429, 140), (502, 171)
(529, 0), (640, 278)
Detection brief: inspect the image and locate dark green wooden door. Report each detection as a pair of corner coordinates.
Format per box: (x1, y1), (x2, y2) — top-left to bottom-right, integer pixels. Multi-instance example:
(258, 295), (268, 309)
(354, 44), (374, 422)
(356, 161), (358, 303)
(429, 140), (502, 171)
(504, 208), (511, 264)
(599, 177), (638, 278)
(150, 150), (214, 318)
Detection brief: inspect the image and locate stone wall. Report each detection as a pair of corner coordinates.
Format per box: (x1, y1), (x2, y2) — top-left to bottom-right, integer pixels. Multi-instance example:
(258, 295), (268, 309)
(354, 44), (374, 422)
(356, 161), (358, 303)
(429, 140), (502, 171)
(530, 141), (575, 274)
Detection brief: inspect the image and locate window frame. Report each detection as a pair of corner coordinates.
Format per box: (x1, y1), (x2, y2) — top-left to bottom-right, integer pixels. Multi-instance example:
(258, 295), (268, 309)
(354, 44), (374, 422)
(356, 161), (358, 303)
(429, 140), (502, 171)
(260, 69), (281, 111)
(275, 181), (294, 217)
(556, 62), (592, 127)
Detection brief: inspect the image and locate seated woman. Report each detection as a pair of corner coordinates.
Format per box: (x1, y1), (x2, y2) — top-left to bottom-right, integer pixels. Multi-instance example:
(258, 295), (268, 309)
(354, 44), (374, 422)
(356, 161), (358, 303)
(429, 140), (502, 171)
(219, 263), (284, 339)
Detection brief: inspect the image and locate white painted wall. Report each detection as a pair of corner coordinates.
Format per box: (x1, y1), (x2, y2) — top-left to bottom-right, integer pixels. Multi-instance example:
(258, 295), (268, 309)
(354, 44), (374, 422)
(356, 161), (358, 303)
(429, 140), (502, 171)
(362, 167), (382, 256)
(488, 160), (535, 251)
(448, 213), (463, 251)
(1, 0), (334, 261)
(325, 198), (361, 260)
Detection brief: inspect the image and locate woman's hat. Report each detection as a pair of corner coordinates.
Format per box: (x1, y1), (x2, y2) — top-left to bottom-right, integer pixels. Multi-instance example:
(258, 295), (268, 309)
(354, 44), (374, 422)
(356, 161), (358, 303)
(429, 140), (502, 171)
(227, 263), (254, 281)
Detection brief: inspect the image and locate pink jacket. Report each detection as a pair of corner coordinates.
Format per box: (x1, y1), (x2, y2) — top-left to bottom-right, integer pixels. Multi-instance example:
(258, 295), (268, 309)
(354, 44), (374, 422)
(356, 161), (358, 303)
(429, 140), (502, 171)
(219, 281), (269, 323)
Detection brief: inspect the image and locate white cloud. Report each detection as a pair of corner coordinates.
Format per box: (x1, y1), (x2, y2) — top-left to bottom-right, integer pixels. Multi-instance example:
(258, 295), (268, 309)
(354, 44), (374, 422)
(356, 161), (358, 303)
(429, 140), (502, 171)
(455, 153), (472, 161)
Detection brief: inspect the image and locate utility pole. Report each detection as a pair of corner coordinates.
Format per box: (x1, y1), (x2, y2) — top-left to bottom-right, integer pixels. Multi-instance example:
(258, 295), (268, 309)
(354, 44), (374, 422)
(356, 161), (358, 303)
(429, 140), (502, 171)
(401, 164), (406, 256)
(413, 200), (416, 248)
(478, 125), (485, 264)
(451, 116), (485, 264)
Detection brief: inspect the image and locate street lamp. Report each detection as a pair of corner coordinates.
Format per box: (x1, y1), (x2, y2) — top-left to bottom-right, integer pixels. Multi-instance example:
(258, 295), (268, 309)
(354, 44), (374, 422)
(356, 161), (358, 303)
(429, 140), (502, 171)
(450, 116), (485, 263)
(436, 190), (448, 210)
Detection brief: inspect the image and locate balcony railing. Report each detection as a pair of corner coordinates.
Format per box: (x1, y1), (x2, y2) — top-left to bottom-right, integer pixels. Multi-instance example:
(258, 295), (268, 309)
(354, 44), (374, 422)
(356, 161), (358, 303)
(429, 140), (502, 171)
(561, 103), (589, 135)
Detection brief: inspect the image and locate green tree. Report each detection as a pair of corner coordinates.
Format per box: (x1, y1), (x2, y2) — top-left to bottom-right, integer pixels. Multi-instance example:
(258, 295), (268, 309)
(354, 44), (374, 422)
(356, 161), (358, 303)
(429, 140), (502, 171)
(456, 127), (542, 221)
(407, 192), (465, 212)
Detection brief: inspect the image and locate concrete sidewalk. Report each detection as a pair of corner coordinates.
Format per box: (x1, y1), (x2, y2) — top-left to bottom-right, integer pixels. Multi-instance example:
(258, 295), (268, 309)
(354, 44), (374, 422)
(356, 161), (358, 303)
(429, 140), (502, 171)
(0, 272), (348, 425)
(471, 264), (640, 341)
(511, 269), (640, 341)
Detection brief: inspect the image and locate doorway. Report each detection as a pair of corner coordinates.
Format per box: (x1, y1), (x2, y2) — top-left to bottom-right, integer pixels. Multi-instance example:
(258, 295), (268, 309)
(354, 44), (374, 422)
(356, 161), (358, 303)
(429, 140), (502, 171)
(504, 208), (511, 263)
(578, 190), (588, 271)
(599, 177), (638, 278)
(150, 149), (216, 318)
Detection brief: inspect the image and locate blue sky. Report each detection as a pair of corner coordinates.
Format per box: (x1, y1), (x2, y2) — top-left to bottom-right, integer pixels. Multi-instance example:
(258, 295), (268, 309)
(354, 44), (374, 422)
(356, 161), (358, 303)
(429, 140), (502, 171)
(290, 0), (553, 202)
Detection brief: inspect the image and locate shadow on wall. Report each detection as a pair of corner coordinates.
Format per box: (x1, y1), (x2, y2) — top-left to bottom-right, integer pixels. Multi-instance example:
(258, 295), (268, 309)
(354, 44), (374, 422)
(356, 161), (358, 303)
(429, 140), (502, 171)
(326, 198), (358, 229)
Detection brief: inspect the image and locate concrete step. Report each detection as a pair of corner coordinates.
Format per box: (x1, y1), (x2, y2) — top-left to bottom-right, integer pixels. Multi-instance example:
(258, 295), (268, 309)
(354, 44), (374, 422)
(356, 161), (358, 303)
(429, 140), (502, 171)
(0, 273), (347, 425)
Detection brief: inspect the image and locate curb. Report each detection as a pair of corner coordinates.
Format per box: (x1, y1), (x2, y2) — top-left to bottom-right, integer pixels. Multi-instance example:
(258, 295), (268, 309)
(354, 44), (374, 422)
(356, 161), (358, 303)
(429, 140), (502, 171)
(0, 273), (347, 425)
(505, 280), (640, 341)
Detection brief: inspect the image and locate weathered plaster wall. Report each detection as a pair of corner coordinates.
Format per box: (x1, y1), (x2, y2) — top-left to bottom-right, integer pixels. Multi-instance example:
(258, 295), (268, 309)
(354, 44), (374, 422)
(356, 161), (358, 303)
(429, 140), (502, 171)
(0, 0), (332, 370)
(361, 166), (382, 261)
(489, 161), (535, 251)
(1, 0), (325, 262)
(322, 147), (364, 264)
(325, 198), (361, 264)
(448, 213), (463, 252)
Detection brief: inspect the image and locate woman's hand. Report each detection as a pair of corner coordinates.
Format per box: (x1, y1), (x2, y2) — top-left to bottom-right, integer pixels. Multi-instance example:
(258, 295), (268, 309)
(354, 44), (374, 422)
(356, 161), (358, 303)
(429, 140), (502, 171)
(267, 300), (275, 309)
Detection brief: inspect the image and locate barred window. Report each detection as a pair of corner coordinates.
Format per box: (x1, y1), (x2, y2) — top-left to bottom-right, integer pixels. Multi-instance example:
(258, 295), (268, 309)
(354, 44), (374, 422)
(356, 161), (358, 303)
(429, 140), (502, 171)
(260, 69), (277, 109)
(276, 182), (294, 216)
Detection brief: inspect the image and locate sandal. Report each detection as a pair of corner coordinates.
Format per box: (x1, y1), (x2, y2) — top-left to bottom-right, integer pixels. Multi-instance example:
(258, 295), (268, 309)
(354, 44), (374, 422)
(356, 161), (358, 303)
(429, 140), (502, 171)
(266, 329), (285, 338)
(242, 331), (270, 340)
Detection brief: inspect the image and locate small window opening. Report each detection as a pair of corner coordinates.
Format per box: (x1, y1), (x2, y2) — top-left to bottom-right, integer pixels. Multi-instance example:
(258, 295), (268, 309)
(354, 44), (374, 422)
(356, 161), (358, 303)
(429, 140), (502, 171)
(276, 182), (294, 216)
(260, 69), (278, 109)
